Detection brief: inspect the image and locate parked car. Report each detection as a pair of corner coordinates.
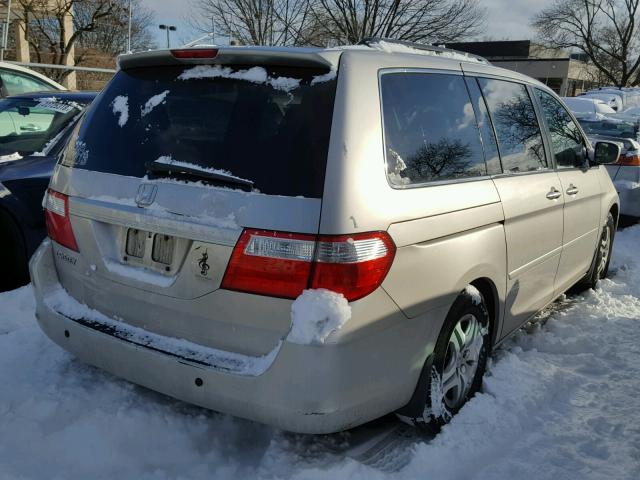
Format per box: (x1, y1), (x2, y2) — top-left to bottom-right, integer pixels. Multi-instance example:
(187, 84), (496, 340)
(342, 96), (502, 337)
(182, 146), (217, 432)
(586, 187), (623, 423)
(0, 62), (65, 97)
(577, 117), (640, 218)
(29, 42), (620, 434)
(0, 91), (96, 291)
(586, 87), (640, 110)
(580, 92), (624, 111)
(562, 96), (616, 118)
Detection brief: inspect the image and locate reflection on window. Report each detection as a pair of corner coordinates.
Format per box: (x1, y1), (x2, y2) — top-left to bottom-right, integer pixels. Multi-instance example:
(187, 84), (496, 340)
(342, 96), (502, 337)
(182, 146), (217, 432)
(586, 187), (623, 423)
(479, 78), (547, 173)
(535, 89), (585, 168)
(381, 73), (486, 186)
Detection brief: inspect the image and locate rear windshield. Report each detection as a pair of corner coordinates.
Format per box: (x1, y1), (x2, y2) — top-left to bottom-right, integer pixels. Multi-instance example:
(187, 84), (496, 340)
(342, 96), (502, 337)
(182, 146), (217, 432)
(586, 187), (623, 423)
(64, 64), (337, 198)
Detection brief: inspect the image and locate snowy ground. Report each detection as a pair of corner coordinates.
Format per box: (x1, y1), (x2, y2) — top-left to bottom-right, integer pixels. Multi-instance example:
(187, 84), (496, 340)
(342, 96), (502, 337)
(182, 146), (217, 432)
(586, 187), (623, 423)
(2, 228), (640, 479)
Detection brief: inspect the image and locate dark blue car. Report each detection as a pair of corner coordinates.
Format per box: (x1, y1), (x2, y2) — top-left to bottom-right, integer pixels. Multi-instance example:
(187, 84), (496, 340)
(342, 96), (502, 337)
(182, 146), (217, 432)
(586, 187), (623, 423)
(0, 91), (96, 290)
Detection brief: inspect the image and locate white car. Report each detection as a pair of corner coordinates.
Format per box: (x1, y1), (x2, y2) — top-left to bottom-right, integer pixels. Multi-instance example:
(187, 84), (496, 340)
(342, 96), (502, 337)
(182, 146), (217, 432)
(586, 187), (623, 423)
(0, 62), (65, 97)
(562, 96), (616, 117)
(580, 92), (624, 111)
(591, 88), (640, 109)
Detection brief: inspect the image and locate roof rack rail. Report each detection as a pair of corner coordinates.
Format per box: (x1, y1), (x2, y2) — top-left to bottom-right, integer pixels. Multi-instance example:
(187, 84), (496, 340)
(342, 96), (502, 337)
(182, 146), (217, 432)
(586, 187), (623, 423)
(358, 37), (489, 64)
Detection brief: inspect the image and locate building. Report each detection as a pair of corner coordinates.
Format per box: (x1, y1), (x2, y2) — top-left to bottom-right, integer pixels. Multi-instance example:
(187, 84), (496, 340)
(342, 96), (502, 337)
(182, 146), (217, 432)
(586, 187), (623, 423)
(0, 1), (76, 89)
(446, 40), (601, 96)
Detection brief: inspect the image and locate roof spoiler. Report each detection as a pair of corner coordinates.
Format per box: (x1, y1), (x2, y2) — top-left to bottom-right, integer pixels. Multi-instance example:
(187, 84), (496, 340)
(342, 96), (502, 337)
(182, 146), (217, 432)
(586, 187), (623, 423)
(118, 46), (340, 71)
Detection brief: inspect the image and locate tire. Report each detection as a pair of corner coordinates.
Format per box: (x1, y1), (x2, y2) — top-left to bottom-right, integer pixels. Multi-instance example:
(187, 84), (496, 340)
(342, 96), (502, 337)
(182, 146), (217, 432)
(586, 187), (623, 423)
(0, 209), (29, 291)
(406, 287), (491, 432)
(576, 212), (615, 291)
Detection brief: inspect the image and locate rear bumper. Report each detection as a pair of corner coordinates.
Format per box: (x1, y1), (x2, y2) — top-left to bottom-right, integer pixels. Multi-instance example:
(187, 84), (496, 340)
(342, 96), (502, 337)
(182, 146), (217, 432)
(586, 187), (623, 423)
(30, 240), (438, 434)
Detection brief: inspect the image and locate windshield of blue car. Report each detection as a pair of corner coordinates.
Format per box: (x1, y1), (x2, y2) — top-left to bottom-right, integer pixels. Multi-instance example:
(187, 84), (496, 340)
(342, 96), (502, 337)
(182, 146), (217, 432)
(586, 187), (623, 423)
(577, 118), (638, 139)
(0, 97), (85, 158)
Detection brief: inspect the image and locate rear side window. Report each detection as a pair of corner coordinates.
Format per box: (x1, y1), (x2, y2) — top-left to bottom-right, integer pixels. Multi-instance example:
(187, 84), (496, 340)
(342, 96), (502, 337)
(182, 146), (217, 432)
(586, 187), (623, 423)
(479, 78), (547, 173)
(63, 65), (337, 198)
(380, 72), (487, 186)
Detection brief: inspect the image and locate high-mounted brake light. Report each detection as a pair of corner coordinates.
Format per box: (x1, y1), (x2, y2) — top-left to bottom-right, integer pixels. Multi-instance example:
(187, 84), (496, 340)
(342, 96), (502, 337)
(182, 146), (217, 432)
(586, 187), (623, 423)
(616, 153), (640, 166)
(45, 189), (78, 251)
(221, 229), (396, 301)
(170, 48), (219, 59)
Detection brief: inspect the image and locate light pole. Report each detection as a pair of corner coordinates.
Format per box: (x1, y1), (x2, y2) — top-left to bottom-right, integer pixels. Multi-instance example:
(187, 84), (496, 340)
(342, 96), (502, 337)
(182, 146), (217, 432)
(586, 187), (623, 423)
(127, 0), (132, 52)
(159, 24), (177, 48)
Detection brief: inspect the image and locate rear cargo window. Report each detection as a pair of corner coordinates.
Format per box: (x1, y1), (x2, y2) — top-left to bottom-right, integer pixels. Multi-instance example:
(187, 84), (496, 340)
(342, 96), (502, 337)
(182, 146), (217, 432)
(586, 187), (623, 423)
(63, 65), (337, 198)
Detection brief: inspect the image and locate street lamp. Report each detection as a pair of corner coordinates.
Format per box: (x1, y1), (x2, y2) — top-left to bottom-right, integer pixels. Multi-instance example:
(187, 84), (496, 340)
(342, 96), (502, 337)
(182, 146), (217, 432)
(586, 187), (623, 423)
(127, 0), (132, 53)
(159, 24), (177, 48)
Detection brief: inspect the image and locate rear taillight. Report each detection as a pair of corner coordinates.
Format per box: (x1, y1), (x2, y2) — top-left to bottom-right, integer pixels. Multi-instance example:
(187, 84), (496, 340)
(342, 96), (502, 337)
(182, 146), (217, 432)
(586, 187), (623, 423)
(170, 48), (218, 59)
(616, 153), (640, 166)
(221, 229), (396, 301)
(45, 189), (78, 251)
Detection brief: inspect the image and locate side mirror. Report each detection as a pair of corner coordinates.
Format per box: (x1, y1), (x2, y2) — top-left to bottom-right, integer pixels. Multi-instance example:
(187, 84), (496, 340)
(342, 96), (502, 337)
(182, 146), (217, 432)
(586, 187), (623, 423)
(593, 141), (620, 165)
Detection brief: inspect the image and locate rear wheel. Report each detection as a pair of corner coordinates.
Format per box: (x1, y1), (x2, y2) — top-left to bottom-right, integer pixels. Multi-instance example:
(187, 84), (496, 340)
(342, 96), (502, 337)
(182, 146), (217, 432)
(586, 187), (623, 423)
(0, 210), (29, 291)
(576, 212), (615, 291)
(407, 288), (491, 431)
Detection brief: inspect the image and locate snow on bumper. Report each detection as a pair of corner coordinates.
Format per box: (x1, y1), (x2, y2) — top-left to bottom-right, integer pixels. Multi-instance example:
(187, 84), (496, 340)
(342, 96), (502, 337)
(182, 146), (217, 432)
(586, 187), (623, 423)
(29, 240), (431, 434)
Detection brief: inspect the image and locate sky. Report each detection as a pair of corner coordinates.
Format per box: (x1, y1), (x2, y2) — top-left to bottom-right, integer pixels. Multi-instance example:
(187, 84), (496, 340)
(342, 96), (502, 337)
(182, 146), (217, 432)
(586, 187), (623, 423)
(141, 0), (556, 49)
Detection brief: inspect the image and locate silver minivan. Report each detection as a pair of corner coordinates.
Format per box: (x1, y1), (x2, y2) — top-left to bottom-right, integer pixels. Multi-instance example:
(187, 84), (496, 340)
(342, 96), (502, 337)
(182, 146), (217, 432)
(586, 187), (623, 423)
(30, 41), (620, 434)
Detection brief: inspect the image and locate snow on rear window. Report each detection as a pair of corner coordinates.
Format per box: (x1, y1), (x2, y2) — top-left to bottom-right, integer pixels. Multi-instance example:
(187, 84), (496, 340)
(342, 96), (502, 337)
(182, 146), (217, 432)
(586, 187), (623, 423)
(178, 65), (301, 92)
(111, 95), (129, 127)
(141, 90), (169, 117)
(311, 70), (336, 85)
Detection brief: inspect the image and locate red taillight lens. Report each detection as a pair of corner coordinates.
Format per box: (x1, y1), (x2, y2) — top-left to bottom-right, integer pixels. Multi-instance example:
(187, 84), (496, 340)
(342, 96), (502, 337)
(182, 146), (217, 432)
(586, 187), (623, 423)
(170, 48), (218, 59)
(45, 189), (78, 251)
(616, 153), (640, 166)
(221, 230), (316, 299)
(221, 229), (396, 301)
(310, 233), (396, 301)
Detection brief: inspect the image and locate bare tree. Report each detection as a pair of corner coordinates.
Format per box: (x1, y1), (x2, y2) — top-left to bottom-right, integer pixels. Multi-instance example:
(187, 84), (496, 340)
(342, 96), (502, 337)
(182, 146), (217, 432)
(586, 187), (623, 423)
(310, 0), (486, 46)
(532, 0), (640, 87)
(14, 0), (123, 80)
(76, 0), (156, 57)
(189, 0), (485, 47)
(190, 0), (315, 46)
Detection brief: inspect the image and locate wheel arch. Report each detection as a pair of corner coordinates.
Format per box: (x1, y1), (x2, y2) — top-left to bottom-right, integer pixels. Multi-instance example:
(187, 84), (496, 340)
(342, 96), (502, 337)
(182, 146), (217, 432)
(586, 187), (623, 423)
(396, 277), (499, 419)
(468, 277), (500, 348)
(609, 202), (619, 227)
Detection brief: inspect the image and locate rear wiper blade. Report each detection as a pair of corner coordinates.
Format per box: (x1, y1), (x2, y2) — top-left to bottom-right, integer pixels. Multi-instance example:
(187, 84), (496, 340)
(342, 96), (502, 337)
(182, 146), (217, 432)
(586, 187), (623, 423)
(145, 160), (254, 191)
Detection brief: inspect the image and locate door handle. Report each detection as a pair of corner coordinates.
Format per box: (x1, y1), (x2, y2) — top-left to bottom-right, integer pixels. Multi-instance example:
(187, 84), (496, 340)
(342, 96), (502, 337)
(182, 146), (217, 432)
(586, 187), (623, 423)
(546, 187), (562, 200)
(566, 184), (579, 196)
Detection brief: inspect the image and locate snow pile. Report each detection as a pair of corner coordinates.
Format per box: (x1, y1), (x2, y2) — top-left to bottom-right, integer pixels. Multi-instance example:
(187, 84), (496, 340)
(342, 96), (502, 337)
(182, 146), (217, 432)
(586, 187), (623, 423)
(178, 65), (302, 92)
(287, 289), (351, 345)
(111, 95), (129, 127)
(2, 228), (640, 478)
(141, 90), (169, 117)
